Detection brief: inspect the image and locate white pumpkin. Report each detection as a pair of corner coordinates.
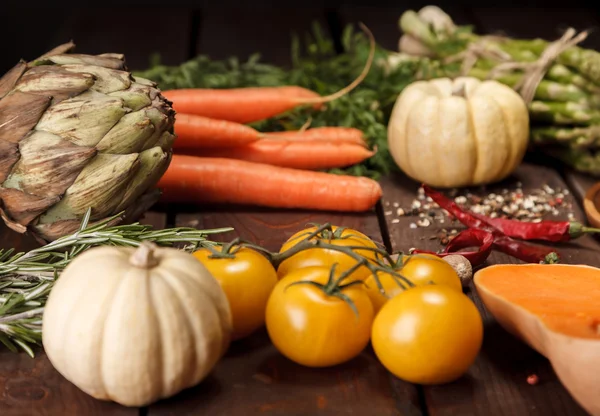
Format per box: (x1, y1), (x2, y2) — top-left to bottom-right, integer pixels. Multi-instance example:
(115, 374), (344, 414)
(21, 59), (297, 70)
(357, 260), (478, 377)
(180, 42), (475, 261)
(42, 242), (232, 407)
(387, 77), (530, 188)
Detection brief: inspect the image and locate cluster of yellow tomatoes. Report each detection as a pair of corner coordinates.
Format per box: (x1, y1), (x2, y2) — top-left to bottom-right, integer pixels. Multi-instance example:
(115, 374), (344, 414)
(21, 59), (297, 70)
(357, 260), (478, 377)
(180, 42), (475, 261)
(192, 225), (484, 385)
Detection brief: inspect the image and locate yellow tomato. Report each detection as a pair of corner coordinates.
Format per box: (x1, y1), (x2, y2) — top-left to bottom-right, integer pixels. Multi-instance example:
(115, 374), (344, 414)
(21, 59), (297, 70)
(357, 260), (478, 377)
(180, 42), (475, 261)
(364, 271), (406, 314)
(265, 266), (374, 367)
(277, 226), (380, 281)
(401, 253), (462, 289)
(365, 253), (462, 313)
(193, 246), (278, 341)
(371, 285), (483, 385)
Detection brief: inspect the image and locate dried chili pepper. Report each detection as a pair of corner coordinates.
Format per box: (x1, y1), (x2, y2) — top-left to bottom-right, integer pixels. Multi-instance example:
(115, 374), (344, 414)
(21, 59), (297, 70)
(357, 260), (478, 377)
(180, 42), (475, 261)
(412, 228), (494, 267)
(471, 213), (600, 242)
(422, 185), (499, 232)
(424, 184), (597, 243)
(493, 236), (560, 264)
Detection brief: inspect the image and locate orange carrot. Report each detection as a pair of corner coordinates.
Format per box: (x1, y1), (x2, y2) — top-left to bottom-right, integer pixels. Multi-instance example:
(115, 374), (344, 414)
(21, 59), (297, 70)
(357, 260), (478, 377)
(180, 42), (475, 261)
(262, 127), (367, 146)
(162, 24), (375, 124)
(164, 86), (322, 124)
(173, 113), (261, 148)
(158, 155), (382, 212)
(189, 140), (375, 170)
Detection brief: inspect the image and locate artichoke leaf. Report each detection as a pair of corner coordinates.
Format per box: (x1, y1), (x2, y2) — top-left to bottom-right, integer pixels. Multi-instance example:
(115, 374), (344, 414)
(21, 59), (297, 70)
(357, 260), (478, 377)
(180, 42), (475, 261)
(46, 54), (125, 70)
(2, 131), (97, 198)
(0, 188), (59, 228)
(109, 83), (154, 111)
(0, 91), (51, 144)
(96, 111), (156, 154)
(63, 65), (132, 93)
(150, 131), (176, 151)
(0, 61), (27, 98)
(35, 91), (127, 147)
(38, 153), (140, 224)
(115, 146), (170, 213)
(15, 66), (95, 102)
(0, 141), (20, 183)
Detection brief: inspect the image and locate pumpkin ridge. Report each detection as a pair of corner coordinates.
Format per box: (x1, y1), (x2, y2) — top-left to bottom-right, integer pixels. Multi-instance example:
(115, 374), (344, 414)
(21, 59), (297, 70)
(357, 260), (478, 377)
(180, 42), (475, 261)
(99, 263), (142, 403)
(434, 97), (443, 182)
(465, 98), (479, 184)
(403, 99), (418, 179)
(153, 267), (199, 393)
(149, 270), (190, 399)
(162, 257), (233, 344)
(484, 94), (514, 182)
(159, 262), (228, 383)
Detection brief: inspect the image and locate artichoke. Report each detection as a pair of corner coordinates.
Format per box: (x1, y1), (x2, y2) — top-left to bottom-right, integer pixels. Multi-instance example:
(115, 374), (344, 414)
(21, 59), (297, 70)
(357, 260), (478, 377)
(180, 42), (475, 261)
(0, 42), (175, 242)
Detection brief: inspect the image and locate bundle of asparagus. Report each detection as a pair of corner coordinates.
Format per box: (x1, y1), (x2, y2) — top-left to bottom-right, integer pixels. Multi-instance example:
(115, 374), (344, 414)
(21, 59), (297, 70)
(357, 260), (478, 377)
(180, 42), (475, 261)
(395, 6), (600, 175)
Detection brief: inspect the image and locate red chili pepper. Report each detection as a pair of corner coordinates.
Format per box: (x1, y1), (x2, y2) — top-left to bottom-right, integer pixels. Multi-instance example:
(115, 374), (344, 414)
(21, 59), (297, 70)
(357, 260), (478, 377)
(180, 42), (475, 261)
(424, 184), (597, 243)
(493, 236), (560, 263)
(422, 185), (499, 233)
(412, 228), (494, 267)
(471, 213), (599, 242)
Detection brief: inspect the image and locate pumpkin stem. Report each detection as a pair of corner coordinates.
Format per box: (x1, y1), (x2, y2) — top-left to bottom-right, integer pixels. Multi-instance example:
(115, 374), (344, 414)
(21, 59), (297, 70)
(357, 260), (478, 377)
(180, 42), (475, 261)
(451, 82), (467, 98)
(130, 241), (159, 268)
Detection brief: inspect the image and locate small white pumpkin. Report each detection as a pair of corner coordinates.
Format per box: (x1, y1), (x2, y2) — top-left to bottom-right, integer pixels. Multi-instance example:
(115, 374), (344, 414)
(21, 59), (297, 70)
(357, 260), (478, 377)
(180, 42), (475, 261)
(42, 242), (232, 407)
(387, 77), (529, 188)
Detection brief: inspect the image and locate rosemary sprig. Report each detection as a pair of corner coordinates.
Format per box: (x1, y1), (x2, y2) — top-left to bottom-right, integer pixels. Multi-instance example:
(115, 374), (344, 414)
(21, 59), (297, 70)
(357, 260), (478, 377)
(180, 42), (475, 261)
(0, 209), (233, 357)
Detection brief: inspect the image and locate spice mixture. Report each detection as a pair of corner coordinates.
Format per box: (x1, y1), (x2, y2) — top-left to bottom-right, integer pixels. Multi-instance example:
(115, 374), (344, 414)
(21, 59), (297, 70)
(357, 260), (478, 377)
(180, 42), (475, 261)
(384, 183), (576, 244)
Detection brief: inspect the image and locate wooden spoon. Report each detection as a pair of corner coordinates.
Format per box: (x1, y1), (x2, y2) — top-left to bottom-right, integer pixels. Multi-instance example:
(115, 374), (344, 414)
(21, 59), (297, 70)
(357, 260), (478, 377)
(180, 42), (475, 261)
(583, 182), (600, 228)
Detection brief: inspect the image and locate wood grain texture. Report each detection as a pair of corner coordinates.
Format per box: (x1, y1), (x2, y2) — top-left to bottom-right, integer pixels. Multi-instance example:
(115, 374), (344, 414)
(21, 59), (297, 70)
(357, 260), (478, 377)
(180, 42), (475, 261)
(0, 348), (135, 416)
(196, 7), (329, 66)
(147, 208), (419, 415)
(381, 164), (593, 416)
(176, 207), (382, 250)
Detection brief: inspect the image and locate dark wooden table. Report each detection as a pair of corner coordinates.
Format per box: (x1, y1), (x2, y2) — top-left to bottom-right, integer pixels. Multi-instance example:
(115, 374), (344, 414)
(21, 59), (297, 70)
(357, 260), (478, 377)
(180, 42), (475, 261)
(3, 5), (600, 416)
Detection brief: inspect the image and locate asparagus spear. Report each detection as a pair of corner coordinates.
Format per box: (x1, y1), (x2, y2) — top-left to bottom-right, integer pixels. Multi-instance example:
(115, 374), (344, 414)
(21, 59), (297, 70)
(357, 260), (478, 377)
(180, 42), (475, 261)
(531, 125), (600, 148)
(400, 9), (600, 84)
(528, 101), (600, 125)
(468, 68), (593, 104)
(546, 64), (600, 94)
(543, 146), (600, 176)
(512, 39), (600, 85)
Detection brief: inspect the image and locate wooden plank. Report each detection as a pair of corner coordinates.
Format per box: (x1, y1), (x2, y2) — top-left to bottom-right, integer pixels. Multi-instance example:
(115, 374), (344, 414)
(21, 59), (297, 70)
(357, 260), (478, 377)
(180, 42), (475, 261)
(0, 347), (135, 416)
(564, 169), (598, 207)
(148, 208), (419, 415)
(140, 210), (168, 229)
(380, 164), (593, 416)
(196, 7), (329, 66)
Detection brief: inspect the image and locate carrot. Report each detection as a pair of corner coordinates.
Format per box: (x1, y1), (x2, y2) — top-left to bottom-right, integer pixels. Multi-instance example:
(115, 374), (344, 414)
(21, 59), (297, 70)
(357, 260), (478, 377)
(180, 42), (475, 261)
(157, 155), (382, 212)
(262, 127), (367, 146)
(172, 113), (261, 148)
(188, 140), (375, 170)
(162, 24), (375, 124)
